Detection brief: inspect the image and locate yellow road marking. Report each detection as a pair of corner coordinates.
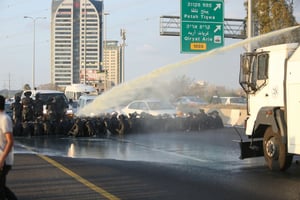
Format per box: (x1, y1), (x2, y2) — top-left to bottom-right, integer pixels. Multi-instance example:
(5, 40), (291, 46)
(38, 154), (120, 200)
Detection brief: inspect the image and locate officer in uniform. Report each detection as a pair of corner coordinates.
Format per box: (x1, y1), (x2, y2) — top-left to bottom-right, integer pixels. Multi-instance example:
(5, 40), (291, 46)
(46, 97), (56, 121)
(107, 112), (120, 135)
(116, 114), (130, 135)
(33, 93), (44, 120)
(55, 95), (68, 122)
(68, 118), (84, 137)
(10, 95), (23, 136)
(21, 91), (34, 136)
(45, 97), (57, 134)
(21, 91), (34, 122)
(33, 93), (45, 135)
(10, 96), (22, 125)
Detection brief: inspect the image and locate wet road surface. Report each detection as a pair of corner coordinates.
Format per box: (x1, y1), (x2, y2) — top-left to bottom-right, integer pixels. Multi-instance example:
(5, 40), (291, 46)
(15, 127), (262, 170)
(10, 127), (300, 199)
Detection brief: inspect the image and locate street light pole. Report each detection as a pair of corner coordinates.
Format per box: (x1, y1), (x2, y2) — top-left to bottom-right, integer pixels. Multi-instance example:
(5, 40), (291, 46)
(24, 16), (46, 89)
(247, 0), (252, 52)
(120, 28), (126, 83)
(103, 12), (109, 91)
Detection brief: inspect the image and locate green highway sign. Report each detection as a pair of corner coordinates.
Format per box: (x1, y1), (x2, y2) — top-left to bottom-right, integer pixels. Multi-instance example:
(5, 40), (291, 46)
(181, 0), (224, 53)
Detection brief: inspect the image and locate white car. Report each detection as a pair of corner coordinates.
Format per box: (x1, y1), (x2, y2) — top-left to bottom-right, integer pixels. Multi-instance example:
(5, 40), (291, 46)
(75, 95), (98, 116)
(77, 95), (97, 110)
(122, 99), (177, 117)
(174, 96), (207, 107)
(211, 96), (246, 106)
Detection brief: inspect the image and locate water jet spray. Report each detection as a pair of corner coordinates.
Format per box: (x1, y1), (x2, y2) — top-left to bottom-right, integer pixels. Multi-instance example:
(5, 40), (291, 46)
(78, 26), (300, 117)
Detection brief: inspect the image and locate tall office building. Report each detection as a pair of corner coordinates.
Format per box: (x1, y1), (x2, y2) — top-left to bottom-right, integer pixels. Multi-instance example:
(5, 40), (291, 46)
(100, 40), (122, 90)
(51, 0), (103, 87)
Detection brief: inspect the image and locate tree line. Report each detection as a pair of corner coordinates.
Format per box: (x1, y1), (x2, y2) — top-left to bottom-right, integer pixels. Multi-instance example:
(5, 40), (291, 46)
(244, 0), (300, 47)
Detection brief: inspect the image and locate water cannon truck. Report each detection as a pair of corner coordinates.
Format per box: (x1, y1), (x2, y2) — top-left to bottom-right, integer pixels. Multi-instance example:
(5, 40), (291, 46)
(238, 43), (300, 171)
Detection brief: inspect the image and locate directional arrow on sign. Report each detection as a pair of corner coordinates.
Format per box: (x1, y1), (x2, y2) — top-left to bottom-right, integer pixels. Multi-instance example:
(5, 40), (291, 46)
(214, 25), (221, 33)
(214, 3), (222, 11)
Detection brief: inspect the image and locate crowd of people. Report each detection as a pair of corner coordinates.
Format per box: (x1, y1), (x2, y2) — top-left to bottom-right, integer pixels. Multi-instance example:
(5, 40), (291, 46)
(9, 91), (69, 136)
(9, 92), (224, 137)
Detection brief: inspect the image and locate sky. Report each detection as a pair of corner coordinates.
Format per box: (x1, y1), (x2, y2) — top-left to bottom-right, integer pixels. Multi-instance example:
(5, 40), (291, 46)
(1, 0), (300, 90)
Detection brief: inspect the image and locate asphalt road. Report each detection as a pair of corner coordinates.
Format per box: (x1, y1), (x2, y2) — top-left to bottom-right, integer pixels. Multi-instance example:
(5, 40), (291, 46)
(8, 127), (300, 200)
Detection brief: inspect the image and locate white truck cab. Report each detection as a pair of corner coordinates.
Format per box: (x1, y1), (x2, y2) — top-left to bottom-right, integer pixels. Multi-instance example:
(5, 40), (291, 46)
(239, 43), (300, 171)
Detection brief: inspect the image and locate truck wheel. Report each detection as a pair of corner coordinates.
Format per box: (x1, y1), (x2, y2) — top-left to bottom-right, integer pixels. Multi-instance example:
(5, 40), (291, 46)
(263, 127), (293, 171)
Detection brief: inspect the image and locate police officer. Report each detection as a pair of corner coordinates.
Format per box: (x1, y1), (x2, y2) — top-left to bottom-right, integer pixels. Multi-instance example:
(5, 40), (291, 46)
(33, 93), (44, 120)
(46, 97), (56, 121)
(108, 112), (120, 135)
(68, 118), (84, 137)
(116, 114), (130, 135)
(33, 93), (45, 136)
(55, 95), (67, 122)
(21, 91), (34, 136)
(21, 91), (34, 122)
(10, 95), (23, 136)
(10, 95), (22, 125)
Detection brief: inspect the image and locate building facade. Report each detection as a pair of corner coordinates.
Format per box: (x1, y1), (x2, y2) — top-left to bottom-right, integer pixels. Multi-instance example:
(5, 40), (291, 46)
(100, 40), (122, 90)
(51, 0), (103, 87)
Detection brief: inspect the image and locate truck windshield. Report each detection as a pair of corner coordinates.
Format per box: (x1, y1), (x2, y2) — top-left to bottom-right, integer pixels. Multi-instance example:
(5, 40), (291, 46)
(239, 52), (269, 94)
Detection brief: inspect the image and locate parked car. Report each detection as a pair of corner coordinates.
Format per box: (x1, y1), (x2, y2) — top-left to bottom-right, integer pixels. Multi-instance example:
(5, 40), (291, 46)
(121, 99), (177, 117)
(210, 96), (246, 106)
(174, 96), (207, 107)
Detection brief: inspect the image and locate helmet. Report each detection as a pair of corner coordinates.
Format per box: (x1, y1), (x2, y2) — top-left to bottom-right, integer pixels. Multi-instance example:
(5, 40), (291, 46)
(24, 91), (32, 97)
(15, 95), (21, 102)
(111, 111), (118, 117)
